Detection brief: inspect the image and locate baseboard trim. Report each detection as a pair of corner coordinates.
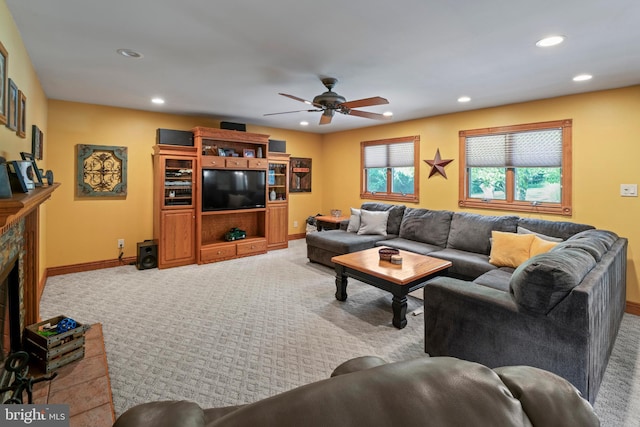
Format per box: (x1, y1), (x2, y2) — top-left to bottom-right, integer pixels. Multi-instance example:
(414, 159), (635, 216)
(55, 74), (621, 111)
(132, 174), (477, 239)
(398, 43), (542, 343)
(626, 301), (640, 316)
(47, 256), (137, 277)
(288, 233), (306, 241)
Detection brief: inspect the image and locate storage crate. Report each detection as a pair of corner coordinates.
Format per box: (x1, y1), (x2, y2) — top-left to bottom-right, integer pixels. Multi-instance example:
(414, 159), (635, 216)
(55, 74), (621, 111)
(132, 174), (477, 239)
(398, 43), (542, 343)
(24, 315), (89, 373)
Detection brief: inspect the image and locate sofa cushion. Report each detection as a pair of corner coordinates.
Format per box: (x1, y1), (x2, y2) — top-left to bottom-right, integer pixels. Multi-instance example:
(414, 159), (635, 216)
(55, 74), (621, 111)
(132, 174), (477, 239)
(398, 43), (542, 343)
(360, 202), (406, 235)
(447, 213), (519, 255)
(509, 248), (596, 314)
(357, 210), (390, 235)
(568, 229), (619, 250)
(375, 238), (441, 255)
(552, 238), (607, 262)
(399, 208), (453, 247)
(489, 231), (535, 268)
(517, 218), (594, 241)
(429, 248), (497, 279)
(306, 230), (392, 254)
(346, 208), (361, 233)
(473, 268), (514, 292)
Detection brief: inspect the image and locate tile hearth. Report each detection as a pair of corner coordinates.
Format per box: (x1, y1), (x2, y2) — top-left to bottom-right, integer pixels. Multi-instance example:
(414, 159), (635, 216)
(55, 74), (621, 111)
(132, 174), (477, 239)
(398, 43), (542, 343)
(31, 323), (115, 426)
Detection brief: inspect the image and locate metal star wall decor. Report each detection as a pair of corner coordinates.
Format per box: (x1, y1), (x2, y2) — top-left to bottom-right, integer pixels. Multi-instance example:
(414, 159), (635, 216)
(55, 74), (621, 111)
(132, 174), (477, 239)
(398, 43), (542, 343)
(424, 149), (454, 179)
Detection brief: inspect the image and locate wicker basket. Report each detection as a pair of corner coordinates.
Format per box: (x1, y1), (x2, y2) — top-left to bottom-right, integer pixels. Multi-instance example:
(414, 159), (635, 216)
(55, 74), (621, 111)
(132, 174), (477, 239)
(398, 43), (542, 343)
(378, 247), (400, 261)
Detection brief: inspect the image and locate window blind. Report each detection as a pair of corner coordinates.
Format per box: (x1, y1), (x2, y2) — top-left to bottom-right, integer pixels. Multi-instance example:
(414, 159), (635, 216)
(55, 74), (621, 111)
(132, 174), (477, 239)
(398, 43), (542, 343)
(364, 141), (414, 168)
(466, 128), (562, 168)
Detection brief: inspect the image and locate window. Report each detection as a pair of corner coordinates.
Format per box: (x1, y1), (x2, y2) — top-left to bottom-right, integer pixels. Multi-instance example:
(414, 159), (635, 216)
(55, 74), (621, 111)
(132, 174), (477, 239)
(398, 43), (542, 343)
(459, 119), (572, 215)
(361, 136), (419, 203)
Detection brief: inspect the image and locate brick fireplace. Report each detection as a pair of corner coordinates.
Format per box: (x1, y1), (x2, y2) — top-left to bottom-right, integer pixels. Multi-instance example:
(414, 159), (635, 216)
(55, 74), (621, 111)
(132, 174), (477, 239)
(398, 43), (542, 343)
(0, 184), (59, 394)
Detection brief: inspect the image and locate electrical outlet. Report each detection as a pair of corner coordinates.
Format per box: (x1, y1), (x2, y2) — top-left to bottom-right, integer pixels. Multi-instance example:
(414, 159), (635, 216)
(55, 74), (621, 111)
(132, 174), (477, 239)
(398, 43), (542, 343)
(117, 239), (125, 249)
(620, 184), (638, 197)
(293, 220), (299, 228)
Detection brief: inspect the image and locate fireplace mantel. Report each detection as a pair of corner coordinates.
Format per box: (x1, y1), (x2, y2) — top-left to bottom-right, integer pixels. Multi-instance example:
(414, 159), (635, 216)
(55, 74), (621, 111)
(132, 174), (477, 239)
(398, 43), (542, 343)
(0, 184), (60, 229)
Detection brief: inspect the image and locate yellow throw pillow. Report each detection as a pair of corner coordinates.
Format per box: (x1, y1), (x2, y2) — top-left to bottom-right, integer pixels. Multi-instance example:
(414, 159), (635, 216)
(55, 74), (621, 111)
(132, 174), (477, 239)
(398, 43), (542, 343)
(530, 235), (559, 257)
(489, 231), (535, 268)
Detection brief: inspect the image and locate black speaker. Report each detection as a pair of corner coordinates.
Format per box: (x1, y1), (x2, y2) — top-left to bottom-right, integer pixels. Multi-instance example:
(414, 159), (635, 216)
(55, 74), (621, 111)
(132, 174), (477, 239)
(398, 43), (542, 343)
(268, 139), (286, 153)
(156, 129), (194, 146)
(220, 121), (246, 132)
(136, 241), (158, 270)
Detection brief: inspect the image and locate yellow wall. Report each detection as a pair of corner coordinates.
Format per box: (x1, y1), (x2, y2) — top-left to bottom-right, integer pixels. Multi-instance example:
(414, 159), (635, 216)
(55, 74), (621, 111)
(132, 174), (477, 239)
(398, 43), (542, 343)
(1, 0), (49, 278)
(322, 86), (640, 302)
(45, 101), (322, 266)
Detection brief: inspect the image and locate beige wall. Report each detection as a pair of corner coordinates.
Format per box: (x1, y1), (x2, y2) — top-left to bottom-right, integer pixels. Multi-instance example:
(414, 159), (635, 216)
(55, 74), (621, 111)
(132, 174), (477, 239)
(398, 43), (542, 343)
(45, 101), (323, 266)
(321, 86), (640, 302)
(1, 0), (49, 278)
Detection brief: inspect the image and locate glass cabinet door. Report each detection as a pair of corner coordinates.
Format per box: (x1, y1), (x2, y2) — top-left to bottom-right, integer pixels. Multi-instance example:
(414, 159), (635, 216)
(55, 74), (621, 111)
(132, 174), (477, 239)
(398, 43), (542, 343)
(268, 162), (288, 201)
(164, 158), (194, 207)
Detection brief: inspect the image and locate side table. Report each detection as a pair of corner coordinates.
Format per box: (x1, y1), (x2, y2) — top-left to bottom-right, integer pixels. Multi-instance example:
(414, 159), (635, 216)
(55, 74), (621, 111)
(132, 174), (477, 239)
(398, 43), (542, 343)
(315, 215), (350, 231)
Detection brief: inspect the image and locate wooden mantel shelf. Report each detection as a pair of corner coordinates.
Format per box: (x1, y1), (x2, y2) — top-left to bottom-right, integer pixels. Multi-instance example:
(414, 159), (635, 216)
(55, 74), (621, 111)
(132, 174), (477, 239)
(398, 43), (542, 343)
(0, 183), (60, 229)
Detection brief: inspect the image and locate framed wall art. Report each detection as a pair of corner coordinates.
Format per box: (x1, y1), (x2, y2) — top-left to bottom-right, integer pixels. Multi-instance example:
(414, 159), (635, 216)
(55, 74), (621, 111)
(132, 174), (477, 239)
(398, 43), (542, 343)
(32, 125), (43, 160)
(6, 78), (17, 131)
(76, 144), (128, 197)
(0, 41), (7, 125)
(17, 90), (26, 138)
(20, 152), (44, 186)
(290, 157), (312, 192)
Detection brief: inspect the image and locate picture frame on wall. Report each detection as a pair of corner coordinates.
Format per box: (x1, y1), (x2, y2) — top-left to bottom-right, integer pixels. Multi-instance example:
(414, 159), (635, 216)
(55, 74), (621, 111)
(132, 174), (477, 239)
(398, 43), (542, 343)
(32, 124), (43, 160)
(20, 151), (44, 186)
(6, 78), (17, 131)
(290, 157), (312, 193)
(17, 90), (26, 138)
(0, 41), (7, 125)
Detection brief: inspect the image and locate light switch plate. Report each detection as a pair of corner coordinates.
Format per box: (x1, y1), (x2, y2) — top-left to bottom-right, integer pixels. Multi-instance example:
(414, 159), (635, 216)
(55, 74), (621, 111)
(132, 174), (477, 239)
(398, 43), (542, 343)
(620, 184), (638, 197)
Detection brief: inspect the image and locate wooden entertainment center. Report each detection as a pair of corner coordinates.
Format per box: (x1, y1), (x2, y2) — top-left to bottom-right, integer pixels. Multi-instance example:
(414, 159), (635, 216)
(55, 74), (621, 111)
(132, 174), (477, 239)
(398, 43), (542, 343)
(153, 127), (290, 268)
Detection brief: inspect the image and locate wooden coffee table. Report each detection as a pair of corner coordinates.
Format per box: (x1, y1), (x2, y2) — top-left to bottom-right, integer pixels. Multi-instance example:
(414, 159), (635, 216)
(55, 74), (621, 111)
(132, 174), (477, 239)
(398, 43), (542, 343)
(315, 215), (350, 231)
(331, 247), (452, 329)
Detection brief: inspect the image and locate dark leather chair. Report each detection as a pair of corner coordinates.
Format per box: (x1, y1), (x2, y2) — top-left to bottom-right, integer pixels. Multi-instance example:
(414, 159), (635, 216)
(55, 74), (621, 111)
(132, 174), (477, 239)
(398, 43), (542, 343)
(113, 356), (599, 427)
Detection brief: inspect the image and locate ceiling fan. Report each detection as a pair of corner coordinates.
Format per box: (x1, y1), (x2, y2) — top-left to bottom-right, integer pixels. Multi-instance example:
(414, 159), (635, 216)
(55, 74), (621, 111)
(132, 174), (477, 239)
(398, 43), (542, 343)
(265, 77), (391, 125)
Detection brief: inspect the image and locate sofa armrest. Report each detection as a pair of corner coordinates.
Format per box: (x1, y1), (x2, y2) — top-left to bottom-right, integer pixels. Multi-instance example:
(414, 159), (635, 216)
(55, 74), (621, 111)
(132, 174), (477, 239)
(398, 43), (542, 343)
(114, 401), (204, 427)
(330, 356), (388, 377)
(424, 276), (519, 313)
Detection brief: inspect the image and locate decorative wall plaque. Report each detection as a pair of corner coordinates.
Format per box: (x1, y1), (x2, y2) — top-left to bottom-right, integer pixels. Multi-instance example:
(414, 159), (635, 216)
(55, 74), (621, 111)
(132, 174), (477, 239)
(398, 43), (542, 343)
(76, 144), (127, 197)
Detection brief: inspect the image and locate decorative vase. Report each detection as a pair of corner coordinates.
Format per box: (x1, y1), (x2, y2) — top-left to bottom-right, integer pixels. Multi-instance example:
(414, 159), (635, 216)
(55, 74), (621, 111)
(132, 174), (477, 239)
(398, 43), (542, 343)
(257, 147), (263, 158)
(270, 189), (276, 201)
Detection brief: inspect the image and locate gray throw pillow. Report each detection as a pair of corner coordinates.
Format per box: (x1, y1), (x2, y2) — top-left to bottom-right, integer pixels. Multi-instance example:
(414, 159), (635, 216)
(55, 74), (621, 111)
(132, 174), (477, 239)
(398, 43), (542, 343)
(357, 210), (390, 236)
(517, 226), (563, 242)
(510, 248), (596, 314)
(347, 208), (361, 233)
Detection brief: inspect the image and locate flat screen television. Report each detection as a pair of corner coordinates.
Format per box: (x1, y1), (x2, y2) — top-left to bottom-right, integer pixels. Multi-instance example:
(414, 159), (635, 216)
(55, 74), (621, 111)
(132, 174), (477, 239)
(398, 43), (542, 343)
(202, 169), (266, 211)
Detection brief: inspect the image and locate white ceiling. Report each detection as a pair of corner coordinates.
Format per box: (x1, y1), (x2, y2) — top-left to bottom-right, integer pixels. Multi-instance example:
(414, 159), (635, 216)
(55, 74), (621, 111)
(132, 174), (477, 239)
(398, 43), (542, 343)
(6, 0), (640, 134)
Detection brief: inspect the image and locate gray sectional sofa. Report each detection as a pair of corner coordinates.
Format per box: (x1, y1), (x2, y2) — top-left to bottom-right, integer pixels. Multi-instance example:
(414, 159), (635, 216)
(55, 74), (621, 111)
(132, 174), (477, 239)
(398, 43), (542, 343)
(305, 202), (627, 404)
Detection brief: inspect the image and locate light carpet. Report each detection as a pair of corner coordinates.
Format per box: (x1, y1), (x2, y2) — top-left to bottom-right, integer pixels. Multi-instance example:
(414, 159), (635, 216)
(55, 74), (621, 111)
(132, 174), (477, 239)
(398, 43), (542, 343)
(40, 239), (640, 426)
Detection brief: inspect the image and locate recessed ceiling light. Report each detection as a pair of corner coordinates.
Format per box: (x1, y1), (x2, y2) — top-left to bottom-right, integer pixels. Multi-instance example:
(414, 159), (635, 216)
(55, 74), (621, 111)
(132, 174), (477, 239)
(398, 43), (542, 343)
(151, 97), (165, 104)
(458, 96), (471, 103)
(535, 35), (566, 47)
(573, 74), (593, 82)
(117, 48), (143, 58)
(383, 111), (393, 117)
(300, 121), (309, 126)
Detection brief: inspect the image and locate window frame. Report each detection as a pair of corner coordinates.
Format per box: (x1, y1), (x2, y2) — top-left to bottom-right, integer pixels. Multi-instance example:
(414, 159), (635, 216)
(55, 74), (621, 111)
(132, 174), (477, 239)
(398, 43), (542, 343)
(458, 119), (572, 216)
(360, 135), (420, 203)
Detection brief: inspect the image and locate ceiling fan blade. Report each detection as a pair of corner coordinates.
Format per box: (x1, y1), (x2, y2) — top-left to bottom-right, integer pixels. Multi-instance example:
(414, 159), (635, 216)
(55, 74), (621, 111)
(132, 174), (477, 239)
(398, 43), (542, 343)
(264, 109), (322, 116)
(319, 113), (333, 125)
(340, 96), (389, 109)
(347, 109), (392, 120)
(279, 93), (323, 108)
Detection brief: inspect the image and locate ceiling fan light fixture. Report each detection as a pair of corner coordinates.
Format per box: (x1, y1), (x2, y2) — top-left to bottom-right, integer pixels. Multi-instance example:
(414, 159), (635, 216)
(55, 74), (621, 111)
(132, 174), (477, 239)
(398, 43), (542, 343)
(535, 35), (566, 47)
(457, 96), (471, 103)
(383, 111), (393, 117)
(117, 48), (143, 58)
(300, 121), (309, 126)
(151, 97), (165, 104)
